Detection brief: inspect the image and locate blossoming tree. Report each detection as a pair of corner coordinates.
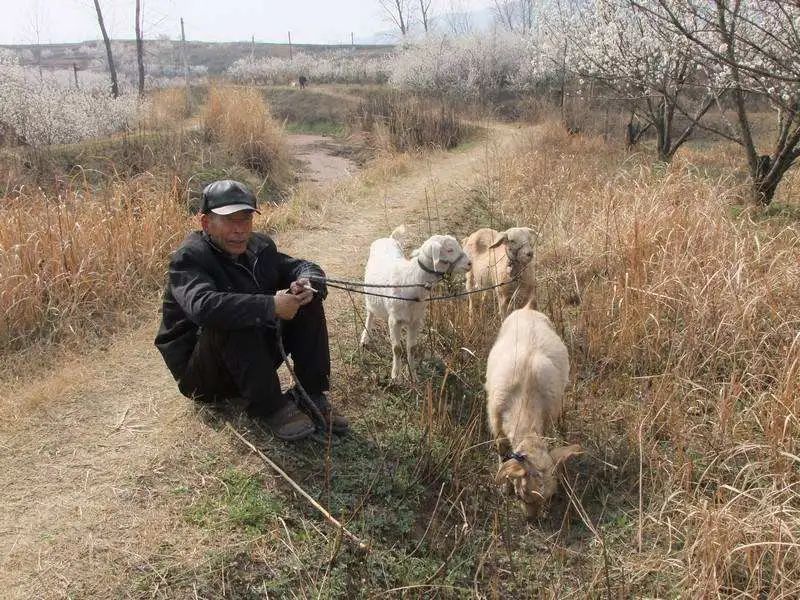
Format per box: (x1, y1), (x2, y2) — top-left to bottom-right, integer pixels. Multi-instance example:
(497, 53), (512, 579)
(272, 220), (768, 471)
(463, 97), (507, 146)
(570, 0), (719, 162)
(644, 0), (800, 204)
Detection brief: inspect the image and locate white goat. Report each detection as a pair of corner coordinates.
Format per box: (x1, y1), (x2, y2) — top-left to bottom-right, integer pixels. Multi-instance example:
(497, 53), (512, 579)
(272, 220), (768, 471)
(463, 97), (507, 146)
(462, 227), (536, 316)
(360, 225), (472, 381)
(485, 305), (581, 518)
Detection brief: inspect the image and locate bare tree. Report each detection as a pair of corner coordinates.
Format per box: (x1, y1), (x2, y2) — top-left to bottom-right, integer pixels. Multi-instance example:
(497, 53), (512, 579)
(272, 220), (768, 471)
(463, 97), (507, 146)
(26, 0), (46, 80)
(445, 0), (474, 34)
(135, 0), (145, 98)
(493, 0), (534, 33)
(93, 0), (119, 98)
(378, 0), (415, 37)
(419, 0), (433, 32)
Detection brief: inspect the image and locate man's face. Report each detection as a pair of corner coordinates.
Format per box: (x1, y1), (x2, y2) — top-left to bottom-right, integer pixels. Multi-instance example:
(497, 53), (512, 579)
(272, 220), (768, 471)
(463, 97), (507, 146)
(201, 210), (254, 257)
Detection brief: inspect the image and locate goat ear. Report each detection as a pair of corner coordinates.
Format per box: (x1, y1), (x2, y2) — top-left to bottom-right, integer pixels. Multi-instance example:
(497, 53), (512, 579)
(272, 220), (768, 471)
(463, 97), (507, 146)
(430, 240), (442, 267)
(524, 227), (538, 240)
(495, 460), (526, 484)
(550, 444), (582, 468)
(489, 232), (508, 249)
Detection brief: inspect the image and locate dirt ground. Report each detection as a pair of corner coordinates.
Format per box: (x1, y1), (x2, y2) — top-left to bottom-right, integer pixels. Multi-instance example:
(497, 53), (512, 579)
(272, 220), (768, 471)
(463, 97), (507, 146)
(0, 121), (527, 598)
(286, 133), (359, 184)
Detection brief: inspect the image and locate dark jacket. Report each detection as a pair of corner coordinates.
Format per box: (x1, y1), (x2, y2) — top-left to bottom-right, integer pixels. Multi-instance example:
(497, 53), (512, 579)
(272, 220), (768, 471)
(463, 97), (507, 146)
(154, 230), (325, 380)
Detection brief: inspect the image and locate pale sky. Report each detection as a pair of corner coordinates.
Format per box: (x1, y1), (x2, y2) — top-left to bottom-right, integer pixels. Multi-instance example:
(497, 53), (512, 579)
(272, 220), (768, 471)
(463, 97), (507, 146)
(1, 0), (493, 45)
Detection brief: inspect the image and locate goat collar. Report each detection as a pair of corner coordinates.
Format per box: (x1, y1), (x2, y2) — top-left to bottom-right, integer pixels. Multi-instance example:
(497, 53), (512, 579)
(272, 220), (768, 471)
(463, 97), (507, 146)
(502, 451), (527, 464)
(417, 257), (449, 276)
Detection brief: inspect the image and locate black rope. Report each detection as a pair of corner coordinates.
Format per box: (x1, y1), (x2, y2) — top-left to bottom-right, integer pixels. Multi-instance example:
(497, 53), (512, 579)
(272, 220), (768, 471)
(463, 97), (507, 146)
(322, 281), (427, 302)
(274, 321), (330, 437)
(310, 273), (523, 303)
(310, 275), (434, 289)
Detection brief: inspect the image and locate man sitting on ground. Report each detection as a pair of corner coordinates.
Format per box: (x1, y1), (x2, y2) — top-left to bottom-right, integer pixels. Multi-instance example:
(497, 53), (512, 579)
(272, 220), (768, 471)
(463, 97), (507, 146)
(154, 179), (348, 441)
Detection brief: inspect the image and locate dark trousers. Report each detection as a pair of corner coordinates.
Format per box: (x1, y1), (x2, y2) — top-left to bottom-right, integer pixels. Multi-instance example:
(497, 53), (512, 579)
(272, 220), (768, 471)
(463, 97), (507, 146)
(177, 298), (330, 416)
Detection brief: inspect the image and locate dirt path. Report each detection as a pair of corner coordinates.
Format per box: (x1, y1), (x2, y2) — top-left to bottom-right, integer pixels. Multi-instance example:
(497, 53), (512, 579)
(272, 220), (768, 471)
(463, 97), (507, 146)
(286, 133), (358, 184)
(0, 121), (527, 598)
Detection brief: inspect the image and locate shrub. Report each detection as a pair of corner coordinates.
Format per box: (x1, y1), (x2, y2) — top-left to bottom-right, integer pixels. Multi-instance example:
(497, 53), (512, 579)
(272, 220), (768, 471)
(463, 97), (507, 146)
(0, 51), (146, 146)
(228, 50), (390, 85)
(354, 91), (470, 151)
(200, 85), (292, 193)
(389, 33), (539, 99)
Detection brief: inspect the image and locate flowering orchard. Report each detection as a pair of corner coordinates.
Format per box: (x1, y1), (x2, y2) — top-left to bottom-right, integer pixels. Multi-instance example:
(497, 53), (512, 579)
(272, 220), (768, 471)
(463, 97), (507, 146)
(640, 0), (800, 203)
(228, 50), (390, 85)
(388, 33), (541, 98)
(561, 0), (719, 161)
(0, 51), (146, 147)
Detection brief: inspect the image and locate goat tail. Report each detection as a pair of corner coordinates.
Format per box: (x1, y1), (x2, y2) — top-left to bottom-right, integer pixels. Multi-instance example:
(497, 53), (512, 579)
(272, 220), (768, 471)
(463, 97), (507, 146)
(390, 224), (407, 248)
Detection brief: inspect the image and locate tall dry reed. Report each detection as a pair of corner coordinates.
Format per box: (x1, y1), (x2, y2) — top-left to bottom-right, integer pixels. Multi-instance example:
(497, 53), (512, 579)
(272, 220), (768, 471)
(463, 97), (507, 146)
(0, 176), (191, 356)
(443, 119), (800, 596)
(355, 92), (470, 152)
(145, 87), (192, 129)
(201, 85), (292, 193)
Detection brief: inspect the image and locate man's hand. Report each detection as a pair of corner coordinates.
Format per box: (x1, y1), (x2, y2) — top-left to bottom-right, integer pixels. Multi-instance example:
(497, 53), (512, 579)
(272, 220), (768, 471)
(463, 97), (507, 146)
(289, 277), (315, 296)
(274, 287), (313, 320)
(290, 276), (327, 300)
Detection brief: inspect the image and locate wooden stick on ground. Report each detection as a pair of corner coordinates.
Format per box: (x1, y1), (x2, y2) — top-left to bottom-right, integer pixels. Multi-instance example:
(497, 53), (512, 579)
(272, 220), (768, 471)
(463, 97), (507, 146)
(225, 423), (370, 553)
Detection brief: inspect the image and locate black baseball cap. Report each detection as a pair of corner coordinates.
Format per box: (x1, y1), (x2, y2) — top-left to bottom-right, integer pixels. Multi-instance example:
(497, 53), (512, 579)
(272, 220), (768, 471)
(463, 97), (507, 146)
(201, 180), (261, 215)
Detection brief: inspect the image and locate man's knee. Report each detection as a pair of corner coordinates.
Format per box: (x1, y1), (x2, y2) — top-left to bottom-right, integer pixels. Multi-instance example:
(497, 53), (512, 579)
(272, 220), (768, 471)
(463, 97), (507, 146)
(184, 326), (280, 379)
(199, 326), (274, 354)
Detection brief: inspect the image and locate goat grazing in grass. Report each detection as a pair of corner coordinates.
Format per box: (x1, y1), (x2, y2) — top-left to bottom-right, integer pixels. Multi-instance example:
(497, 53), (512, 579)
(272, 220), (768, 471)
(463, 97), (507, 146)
(485, 304), (581, 518)
(462, 227), (536, 316)
(360, 225), (471, 381)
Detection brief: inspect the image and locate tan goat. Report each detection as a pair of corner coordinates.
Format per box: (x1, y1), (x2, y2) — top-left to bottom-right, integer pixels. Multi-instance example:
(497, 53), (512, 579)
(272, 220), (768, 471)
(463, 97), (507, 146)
(485, 305), (581, 518)
(462, 227), (536, 316)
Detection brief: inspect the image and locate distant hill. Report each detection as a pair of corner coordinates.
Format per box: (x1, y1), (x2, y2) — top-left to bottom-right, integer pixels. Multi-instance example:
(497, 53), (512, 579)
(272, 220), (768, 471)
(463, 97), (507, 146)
(0, 39), (394, 79)
(0, 6), (497, 79)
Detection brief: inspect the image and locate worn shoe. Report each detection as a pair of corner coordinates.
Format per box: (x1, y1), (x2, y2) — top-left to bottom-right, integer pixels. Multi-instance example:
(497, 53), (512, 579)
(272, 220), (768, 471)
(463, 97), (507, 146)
(290, 388), (350, 435)
(258, 396), (316, 441)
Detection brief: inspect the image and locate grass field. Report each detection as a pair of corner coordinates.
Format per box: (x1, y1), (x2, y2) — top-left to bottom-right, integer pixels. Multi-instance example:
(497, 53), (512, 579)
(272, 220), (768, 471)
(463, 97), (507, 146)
(1, 83), (798, 598)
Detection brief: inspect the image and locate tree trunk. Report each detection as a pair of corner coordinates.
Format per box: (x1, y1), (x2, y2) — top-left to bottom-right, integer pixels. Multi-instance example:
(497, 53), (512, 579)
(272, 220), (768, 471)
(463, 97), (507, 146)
(751, 153), (795, 206)
(93, 0), (119, 98)
(753, 174), (780, 206)
(135, 0), (145, 98)
(653, 100), (673, 162)
(397, 0), (408, 35)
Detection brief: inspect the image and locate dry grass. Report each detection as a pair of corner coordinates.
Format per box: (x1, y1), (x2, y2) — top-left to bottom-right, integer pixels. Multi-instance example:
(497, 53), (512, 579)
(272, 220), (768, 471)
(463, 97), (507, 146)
(423, 119), (800, 597)
(355, 91), (472, 152)
(0, 176), (191, 360)
(201, 85), (293, 194)
(3, 95), (799, 596)
(145, 87), (192, 129)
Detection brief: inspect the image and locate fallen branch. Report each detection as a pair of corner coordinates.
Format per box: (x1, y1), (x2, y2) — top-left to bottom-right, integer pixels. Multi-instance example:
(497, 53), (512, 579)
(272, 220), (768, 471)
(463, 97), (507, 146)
(225, 423), (370, 553)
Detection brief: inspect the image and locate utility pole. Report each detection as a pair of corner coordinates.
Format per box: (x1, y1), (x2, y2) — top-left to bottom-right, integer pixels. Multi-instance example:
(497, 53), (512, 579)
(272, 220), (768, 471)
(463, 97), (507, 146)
(351, 32), (355, 48)
(135, 0), (145, 98)
(288, 31), (292, 60)
(251, 34), (255, 59)
(73, 63), (79, 89)
(180, 17), (191, 113)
